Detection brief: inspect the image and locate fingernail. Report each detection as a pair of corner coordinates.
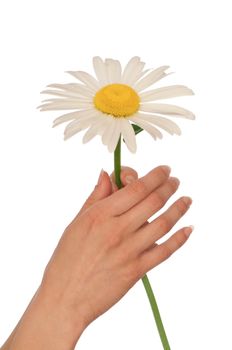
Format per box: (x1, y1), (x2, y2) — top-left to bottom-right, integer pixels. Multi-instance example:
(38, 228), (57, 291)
(184, 225), (194, 237)
(97, 168), (104, 185)
(125, 175), (136, 184)
(161, 165), (171, 175)
(170, 177), (180, 186)
(182, 196), (193, 206)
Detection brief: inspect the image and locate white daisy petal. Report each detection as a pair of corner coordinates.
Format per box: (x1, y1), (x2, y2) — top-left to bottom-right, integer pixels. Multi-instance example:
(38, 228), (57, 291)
(135, 68), (151, 81)
(121, 61), (145, 86)
(121, 118), (137, 153)
(107, 118), (122, 153)
(140, 85), (194, 102)
(112, 60), (122, 82)
(95, 120), (109, 136)
(105, 59), (115, 84)
(128, 116), (163, 140)
(39, 100), (93, 111)
(66, 71), (100, 92)
(64, 127), (86, 140)
(134, 66), (170, 92)
(93, 56), (109, 86)
(40, 97), (91, 103)
(64, 123), (91, 141)
(52, 109), (97, 127)
(101, 116), (116, 145)
(82, 117), (109, 143)
(105, 59), (122, 83)
(126, 62), (147, 86)
(139, 103), (195, 119)
(121, 56), (141, 83)
(64, 115), (99, 139)
(41, 89), (91, 100)
(136, 113), (181, 135)
(47, 83), (94, 97)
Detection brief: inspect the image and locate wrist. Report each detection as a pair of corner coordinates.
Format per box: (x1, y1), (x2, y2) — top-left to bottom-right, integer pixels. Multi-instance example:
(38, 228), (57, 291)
(36, 282), (87, 346)
(10, 282), (86, 350)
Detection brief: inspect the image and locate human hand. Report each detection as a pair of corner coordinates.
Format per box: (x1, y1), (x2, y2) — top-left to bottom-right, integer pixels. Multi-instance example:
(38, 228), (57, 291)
(2, 166), (139, 350)
(41, 165), (193, 337)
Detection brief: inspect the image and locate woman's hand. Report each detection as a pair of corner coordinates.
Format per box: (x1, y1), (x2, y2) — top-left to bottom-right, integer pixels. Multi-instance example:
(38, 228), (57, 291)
(6, 165), (193, 350)
(0, 166), (140, 350)
(42, 166), (192, 334)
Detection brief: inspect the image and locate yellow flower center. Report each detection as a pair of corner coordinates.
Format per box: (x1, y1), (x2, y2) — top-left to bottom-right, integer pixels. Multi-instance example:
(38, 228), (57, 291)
(94, 83), (140, 117)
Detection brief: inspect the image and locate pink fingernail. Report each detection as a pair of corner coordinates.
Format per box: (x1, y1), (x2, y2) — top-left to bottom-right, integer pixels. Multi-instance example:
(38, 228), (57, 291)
(97, 168), (104, 185)
(161, 165), (171, 175)
(182, 196), (193, 206)
(184, 225), (194, 237)
(125, 175), (136, 184)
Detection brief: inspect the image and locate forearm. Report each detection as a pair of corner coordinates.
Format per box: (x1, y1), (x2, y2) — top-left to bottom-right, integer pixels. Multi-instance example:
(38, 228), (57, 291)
(1, 290), (39, 350)
(1, 283), (86, 350)
(1, 324), (19, 350)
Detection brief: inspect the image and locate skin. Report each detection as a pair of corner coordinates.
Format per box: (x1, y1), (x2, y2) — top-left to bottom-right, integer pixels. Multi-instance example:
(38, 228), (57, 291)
(0, 165), (193, 350)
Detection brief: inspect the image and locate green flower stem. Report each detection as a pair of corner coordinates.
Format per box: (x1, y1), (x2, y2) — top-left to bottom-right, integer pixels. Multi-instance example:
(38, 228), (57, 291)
(114, 135), (171, 350)
(142, 275), (171, 350)
(114, 134), (122, 189)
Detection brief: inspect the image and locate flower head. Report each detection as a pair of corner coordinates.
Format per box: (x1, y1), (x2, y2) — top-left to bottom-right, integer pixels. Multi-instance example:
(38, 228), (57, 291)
(38, 57), (195, 153)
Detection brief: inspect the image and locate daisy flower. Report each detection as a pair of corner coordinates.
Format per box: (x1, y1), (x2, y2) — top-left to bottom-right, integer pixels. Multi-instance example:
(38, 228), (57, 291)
(38, 56), (195, 153)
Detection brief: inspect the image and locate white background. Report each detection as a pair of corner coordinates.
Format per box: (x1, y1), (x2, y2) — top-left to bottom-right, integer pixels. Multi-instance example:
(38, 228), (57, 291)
(0, 0), (231, 349)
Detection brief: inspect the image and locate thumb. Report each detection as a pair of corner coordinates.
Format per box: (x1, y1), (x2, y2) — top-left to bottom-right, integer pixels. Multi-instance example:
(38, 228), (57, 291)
(77, 169), (112, 216)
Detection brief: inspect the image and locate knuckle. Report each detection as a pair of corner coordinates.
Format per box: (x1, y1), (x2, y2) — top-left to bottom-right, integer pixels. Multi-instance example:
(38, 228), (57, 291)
(127, 179), (147, 196)
(106, 233), (122, 249)
(131, 265), (141, 281)
(105, 218), (124, 248)
(125, 262), (141, 282)
(116, 216), (132, 233)
(157, 216), (170, 232)
(176, 198), (189, 215)
(175, 232), (186, 247)
(160, 245), (173, 259)
(114, 215), (130, 234)
(93, 203), (107, 218)
(143, 192), (165, 216)
(151, 191), (164, 208)
(90, 203), (106, 221)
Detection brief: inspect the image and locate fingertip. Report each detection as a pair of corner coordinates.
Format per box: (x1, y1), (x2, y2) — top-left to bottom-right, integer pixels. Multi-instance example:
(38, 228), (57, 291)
(184, 225), (194, 237)
(160, 165), (171, 176)
(124, 175), (136, 184)
(110, 166), (138, 188)
(120, 167), (138, 185)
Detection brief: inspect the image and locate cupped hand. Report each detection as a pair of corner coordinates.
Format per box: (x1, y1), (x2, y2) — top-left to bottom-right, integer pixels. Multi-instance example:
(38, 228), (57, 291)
(41, 165), (193, 334)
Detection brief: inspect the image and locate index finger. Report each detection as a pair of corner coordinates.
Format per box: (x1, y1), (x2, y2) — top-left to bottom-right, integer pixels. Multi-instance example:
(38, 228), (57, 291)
(102, 165), (171, 216)
(110, 166), (139, 192)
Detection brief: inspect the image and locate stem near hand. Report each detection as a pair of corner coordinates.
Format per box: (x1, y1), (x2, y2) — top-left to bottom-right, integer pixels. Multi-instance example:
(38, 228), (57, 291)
(114, 135), (171, 350)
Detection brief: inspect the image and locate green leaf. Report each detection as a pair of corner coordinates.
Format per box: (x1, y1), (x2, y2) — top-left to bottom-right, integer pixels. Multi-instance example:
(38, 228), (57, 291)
(122, 123), (144, 143)
(132, 123), (144, 135)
